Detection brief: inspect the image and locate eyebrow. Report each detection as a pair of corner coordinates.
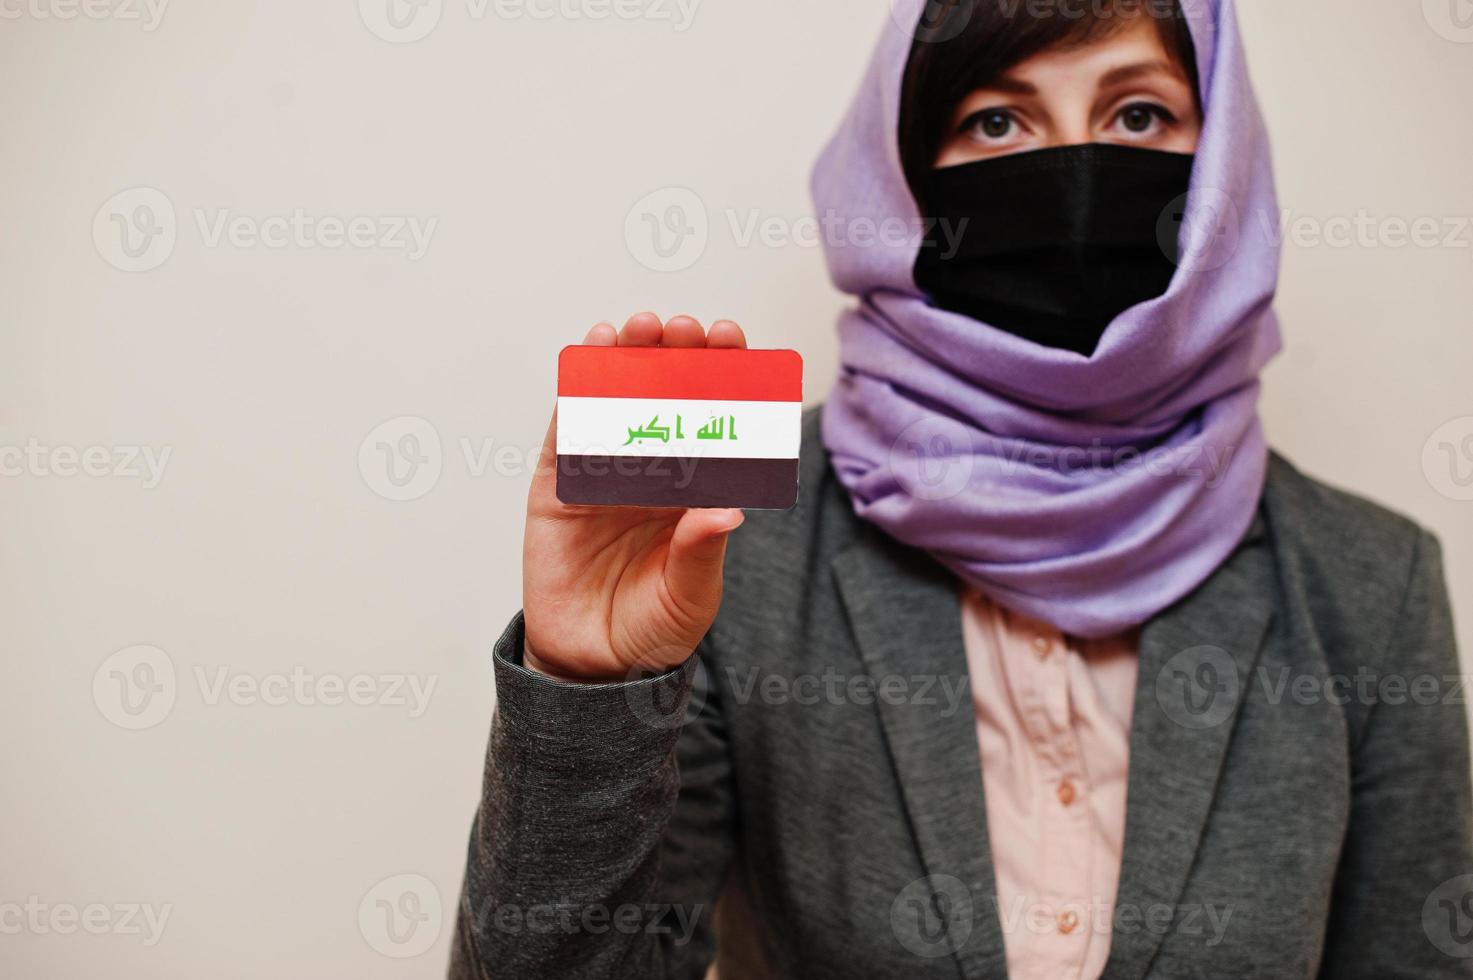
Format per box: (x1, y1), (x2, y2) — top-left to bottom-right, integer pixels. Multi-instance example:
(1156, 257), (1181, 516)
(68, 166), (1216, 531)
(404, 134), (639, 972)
(981, 75), (1038, 96)
(975, 58), (1180, 99)
(1097, 60), (1180, 88)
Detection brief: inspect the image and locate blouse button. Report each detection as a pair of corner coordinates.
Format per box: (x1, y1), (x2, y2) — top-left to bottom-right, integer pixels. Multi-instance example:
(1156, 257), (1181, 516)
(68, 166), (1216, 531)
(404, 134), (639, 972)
(1057, 780), (1077, 806)
(1057, 910), (1079, 934)
(1031, 634), (1052, 658)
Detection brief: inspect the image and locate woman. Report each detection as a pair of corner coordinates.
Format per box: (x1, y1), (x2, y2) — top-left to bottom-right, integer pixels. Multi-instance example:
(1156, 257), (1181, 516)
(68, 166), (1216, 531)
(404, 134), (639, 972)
(450, 0), (1472, 977)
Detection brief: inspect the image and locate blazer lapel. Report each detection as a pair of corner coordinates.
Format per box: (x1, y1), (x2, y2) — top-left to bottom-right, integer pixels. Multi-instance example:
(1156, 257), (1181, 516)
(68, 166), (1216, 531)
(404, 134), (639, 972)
(1101, 513), (1275, 980)
(832, 528), (1009, 979)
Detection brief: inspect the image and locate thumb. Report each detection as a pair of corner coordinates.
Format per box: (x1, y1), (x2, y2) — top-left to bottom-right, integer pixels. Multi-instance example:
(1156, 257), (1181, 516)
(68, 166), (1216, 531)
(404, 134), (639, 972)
(664, 508), (744, 617)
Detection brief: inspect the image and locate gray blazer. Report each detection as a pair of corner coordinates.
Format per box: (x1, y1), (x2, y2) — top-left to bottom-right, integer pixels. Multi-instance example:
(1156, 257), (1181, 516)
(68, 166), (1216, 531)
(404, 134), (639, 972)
(450, 409), (1472, 979)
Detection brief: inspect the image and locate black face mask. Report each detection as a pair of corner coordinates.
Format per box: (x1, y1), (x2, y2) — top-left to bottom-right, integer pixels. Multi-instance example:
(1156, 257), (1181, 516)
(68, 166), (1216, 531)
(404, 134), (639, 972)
(913, 143), (1194, 357)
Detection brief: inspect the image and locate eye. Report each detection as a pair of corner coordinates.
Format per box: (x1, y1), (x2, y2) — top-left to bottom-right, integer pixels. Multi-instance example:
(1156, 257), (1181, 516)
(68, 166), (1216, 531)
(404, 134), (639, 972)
(960, 108), (1018, 143)
(1112, 101), (1177, 137)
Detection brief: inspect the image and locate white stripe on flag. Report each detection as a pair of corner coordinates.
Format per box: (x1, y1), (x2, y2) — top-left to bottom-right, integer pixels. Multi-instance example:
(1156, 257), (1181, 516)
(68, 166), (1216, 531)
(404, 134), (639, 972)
(556, 397), (802, 459)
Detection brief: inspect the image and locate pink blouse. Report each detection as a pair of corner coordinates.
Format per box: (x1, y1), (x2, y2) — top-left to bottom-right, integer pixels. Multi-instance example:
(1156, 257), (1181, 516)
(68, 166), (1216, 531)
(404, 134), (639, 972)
(960, 587), (1140, 980)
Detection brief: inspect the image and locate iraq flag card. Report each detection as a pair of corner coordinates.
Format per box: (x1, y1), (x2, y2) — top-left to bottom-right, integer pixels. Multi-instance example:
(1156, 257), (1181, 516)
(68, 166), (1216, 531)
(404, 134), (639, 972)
(555, 345), (803, 510)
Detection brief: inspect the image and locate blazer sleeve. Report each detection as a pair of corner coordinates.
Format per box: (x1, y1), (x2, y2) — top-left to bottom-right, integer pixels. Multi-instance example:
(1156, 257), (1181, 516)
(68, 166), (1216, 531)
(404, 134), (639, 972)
(1318, 530), (1473, 978)
(447, 612), (738, 980)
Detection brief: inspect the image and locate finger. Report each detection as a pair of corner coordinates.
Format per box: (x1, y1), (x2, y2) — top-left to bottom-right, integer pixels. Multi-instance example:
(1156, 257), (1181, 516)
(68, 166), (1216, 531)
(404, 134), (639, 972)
(583, 322), (617, 346)
(707, 319), (747, 349)
(662, 315), (706, 348)
(527, 405), (560, 513)
(618, 312), (663, 347)
(664, 507), (744, 617)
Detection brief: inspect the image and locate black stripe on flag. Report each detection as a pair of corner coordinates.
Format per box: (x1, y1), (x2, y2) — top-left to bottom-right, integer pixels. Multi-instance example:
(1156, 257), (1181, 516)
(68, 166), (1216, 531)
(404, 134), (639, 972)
(556, 455), (799, 510)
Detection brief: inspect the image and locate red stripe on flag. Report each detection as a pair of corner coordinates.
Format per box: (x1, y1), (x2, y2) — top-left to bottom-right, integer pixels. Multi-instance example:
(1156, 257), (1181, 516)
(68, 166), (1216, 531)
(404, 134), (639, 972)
(558, 346), (802, 402)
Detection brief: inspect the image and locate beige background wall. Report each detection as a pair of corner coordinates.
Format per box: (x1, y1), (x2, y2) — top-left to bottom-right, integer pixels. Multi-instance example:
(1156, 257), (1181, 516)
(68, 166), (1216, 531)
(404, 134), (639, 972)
(2, 1), (1470, 975)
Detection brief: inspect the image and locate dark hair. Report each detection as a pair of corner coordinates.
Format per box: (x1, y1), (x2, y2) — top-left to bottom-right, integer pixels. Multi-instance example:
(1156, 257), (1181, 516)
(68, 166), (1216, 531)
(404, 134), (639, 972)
(897, 0), (1201, 200)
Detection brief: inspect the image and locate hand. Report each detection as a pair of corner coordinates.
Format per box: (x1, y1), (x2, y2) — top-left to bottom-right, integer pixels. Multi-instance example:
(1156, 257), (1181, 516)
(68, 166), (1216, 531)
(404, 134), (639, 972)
(521, 313), (748, 682)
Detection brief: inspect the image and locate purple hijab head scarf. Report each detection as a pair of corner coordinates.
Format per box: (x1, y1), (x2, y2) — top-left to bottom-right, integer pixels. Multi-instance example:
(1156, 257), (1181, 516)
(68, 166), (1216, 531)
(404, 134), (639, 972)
(816, 0), (1282, 638)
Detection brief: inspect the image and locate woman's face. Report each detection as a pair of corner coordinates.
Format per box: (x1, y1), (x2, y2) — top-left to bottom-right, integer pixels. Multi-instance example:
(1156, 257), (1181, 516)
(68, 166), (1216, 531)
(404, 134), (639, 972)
(934, 15), (1201, 168)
